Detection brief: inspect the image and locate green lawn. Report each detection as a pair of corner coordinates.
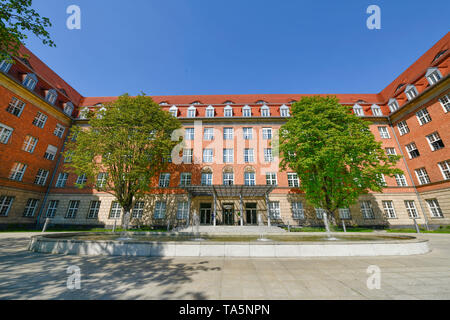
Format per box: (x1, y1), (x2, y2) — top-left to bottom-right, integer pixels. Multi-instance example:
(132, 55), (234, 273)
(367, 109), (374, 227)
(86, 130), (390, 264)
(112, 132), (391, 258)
(0, 227), (167, 233)
(285, 226), (375, 233)
(386, 225), (450, 234)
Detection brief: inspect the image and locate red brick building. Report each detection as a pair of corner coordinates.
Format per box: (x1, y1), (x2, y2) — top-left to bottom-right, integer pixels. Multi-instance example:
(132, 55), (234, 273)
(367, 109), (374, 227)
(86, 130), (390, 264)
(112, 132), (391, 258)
(0, 33), (449, 229)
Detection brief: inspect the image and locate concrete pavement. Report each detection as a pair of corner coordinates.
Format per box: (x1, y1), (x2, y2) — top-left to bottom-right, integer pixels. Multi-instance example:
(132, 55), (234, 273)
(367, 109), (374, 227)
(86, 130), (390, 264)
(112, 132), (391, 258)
(0, 232), (449, 300)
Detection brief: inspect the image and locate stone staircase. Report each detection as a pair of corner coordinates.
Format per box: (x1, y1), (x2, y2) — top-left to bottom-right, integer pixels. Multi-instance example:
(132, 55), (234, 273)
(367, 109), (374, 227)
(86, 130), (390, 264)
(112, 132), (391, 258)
(176, 225), (287, 234)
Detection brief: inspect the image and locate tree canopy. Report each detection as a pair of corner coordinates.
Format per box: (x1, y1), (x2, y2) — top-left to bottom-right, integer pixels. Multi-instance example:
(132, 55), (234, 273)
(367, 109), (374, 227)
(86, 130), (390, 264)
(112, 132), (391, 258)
(0, 0), (55, 61)
(65, 94), (182, 227)
(279, 96), (403, 225)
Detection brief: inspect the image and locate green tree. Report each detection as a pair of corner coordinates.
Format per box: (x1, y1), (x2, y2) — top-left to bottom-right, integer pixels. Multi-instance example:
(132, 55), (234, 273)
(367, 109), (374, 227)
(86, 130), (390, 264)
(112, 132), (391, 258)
(279, 96), (402, 232)
(0, 0), (55, 61)
(65, 94), (182, 229)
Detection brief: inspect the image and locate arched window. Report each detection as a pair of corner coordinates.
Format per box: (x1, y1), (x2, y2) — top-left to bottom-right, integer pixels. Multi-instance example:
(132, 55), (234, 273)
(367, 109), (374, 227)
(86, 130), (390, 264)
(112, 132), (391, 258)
(45, 89), (58, 105)
(191, 101), (202, 105)
(169, 105), (178, 117)
(261, 104), (270, 117)
(353, 104), (363, 116)
(206, 105), (215, 118)
(224, 105), (233, 117)
(63, 102), (74, 116)
(223, 100), (234, 105)
(23, 73), (38, 90)
(280, 104), (290, 117)
(242, 105), (251, 117)
(187, 106), (196, 118)
(159, 101), (169, 106)
(256, 100), (267, 105)
(223, 166), (234, 186)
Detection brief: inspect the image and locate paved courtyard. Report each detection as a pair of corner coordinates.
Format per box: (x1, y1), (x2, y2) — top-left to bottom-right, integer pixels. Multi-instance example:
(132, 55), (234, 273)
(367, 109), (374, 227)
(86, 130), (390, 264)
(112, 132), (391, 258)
(0, 232), (449, 300)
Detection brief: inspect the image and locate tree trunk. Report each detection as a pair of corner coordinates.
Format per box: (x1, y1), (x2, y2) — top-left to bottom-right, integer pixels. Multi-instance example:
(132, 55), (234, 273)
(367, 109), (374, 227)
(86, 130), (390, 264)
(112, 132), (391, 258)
(122, 209), (131, 230)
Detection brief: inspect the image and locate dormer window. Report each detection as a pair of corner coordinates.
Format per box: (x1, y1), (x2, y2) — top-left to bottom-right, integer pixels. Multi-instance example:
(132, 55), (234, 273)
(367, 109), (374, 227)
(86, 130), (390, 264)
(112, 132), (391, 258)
(187, 106), (196, 118)
(45, 89), (58, 105)
(169, 105), (178, 118)
(23, 73), (37, 90)
(388, 99), (399, 112)
(63, 102), (74, 116)
(242, 105), (251, 117)
(405, 85), (418, 101)
(191, 101), (202, 105)
(371, 104), (382, 116)
(206, 105), (215, 118)
(159, 101), (169, 106)
(261, 105), (270, 117)
(280, 104), (290, 117)
(256, 100), (267, 105)
(223, 101), (234, 105)
(426, 67), (442, 86)
(79, 107), (89, 119)
(0, 59), (12, 73)
(353, 104), (364, 116)
(224, 105), (233, 117)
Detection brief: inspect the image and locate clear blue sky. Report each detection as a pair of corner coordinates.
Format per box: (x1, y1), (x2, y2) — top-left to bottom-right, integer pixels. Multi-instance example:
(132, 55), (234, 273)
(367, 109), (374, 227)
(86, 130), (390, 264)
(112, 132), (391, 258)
(26, 0), (449, 98)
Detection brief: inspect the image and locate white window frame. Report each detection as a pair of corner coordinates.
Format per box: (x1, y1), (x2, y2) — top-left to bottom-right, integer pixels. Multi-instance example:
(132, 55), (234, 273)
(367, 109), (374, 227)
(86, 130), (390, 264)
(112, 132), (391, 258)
(223, 149), (234, 163)
(180, 172), (192, 186)
(223, 127), (234, 140)
(0, 196), (14, 216)
(315, 208), (325, 219)
(438, 160), (450, 180)
(378, 126), (390, 139)
(397, 121), (410, 136)
(269, 201), (281, 219)
(22, 135), (38, 153)
(96, 172), (108, 189)
(109, 202), (122, 219)
(382, 201), (397, 218)
(265, 172), (277, 185)
(205, 105), (215, 118)
(244, 172), (256, 186)
(416, 108), (432, 125)
(6, 97), (25, 117)
(223, 172), (234, 185)
(415, 168), (431, 185)
(183, 149), (193, 164)
(439, 94), (450, 113)
(204, 128), (214, 141)
(64, 102), (74, 116)
(292, 202), (305, 219)
(9, 162), (27, 181)
(0, 123), (13, 144)
(242, 105), (252, 117)
(88, 200), (101, 219)
(44, 145), (58, 160)
(262, 128), (273, 140)
(75, 174), (87, 185)
(353, 104), (364, 116)
(280, 105), (290, 117)
(201, 172), (213, 186)
(388, 99), (399, 113)
(66, 200), (80, 219)
(154, 201), (166, 219)
(23, 199), (39, 217)
(426, 67), (442, 86)
(287, 173), (299, 187)
(426, 199), (443, 218)
(187, 106), (196, 118)
(371, 104), (382, 116)
(159, 173), (171, 188)
(45, 89), (58, 105)
(32, 112), (48, 129)
(23, 73), (37, 90)
(360, 201), (375, 219)
(338, 208), (351, 219)
(264, 148), (273, 162)
(0, 59), (12, 73)
(177, 201), (189, 219)
(169, 105), (178, 118)
(131, 201), (144, 219)
(224, 105), (233, 117)
(394, 174), (408, 187)
(404, 200), (419, 218)
(185, 128), (194, 140)
(46, 200), (59, 218)
(405, 85), (418, 101)
(244, 148), (254, 163)
(406, 142), (420, 159)
(243, 127), (253, 140)
(55, 172), (69, 188)
(203, 149), (213, 163)
(34, 169), (49, 186)
(54, 124), (65, 138)
(261, 105), (270, 117)
(426, 132), (444, 151)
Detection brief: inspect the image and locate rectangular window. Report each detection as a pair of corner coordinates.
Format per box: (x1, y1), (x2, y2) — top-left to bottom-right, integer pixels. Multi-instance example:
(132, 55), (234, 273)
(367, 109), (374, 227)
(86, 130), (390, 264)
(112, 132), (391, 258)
(55, 173), (69, 188)
(427, 71), (441, 85)
(264, 148), (273, 162)
(46, 200), (59, 218)
(244, 148), (254, 163)
(406, 87), (418, 100)
(109, 202), (122, 219)
(243, 108), (252, 117)
(224, 107), (233, 117)
(132, 201), (144, 219)
(203, 149), (213, 163)
(406, 142), (420, 159)
(177, 201), (189, 219)
(0, 196), (14, 216)
(389, 101), (399, 112)
(9, 162), (27, 181)
(360, 201), (374, 219)
(223, 128), (234, 140)
(315, 208), (325, 219)
(394, 174), (408, 187)
(185, 128), (194, 140)
(372, 106), (382, 116)
(280, 107), (290, 117)
(385, 147), (397, 156)
(223, 172), (234, 185)
(268, 202), (280, 219)
(66, 200), (80, 219)
(439, 94), (450, 113)
(159, 173), (171, 188)
(201, 172), (212, 186)
(6, 97), (25, 117)
(382, 201), (397, 218)
(339, 208), (351, 219)
(44, 145), (58, 160)
(183, 149), (193, 164)
(244, 172), (256, 186)
(416, 108), (432, 125)
(426, 132), (444, 151)
(397, 121), (410, 136)
(96, 173), (107, 189)
(404, 200), (418, 218)
(262, 128), (272, 140)
(266, 172), (277, 185)
(0, 59), (11, 72)
(75, 174), (87, 185)
(22, 135), (38, 153)
(426, 199), (443, 218)
(438, 160), (450, 180)
(204, 128), (214, 140)
(23, 199), (39, 217)
(154, 201), (166, 219)
(32, 112), (48, 128)
(180, 173), (192, 186)
(34, 169), (49, 186)
(0, 123), (13, 144)
(287, 173), (299, 187)
(223, 149), (234, 163)
(378, 126), (390, 139)
(206, 108), (214, 118)
(243, 127), (253, 140)
(187, 109), (196, 118)
(54, 124), (65, 138)
(261, 108), (270, 117)
(88, 201), (101, 219)
(415, 168), (431, 185)
(354, 106), (363, 116)
(292, 202), (305, 219)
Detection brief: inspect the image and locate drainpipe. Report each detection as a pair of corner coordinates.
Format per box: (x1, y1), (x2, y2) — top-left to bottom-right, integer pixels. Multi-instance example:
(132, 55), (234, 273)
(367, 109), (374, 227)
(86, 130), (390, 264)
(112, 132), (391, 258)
(389, 119), (430, 230)
(35, 128), (71, 228)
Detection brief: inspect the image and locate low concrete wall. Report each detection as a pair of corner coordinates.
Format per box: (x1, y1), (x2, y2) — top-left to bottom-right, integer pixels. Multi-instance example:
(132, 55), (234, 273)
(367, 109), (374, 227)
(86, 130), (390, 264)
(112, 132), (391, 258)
(28, 233), (430, 257)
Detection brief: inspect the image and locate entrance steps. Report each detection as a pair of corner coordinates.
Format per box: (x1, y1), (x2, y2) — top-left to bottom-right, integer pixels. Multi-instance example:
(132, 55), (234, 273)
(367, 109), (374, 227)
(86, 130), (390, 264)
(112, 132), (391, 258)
(176, 225), (287, 234)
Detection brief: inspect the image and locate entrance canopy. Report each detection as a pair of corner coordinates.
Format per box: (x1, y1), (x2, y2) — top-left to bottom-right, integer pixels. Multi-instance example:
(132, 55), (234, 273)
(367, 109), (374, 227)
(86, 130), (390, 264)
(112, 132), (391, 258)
(184, 185), (275, 198)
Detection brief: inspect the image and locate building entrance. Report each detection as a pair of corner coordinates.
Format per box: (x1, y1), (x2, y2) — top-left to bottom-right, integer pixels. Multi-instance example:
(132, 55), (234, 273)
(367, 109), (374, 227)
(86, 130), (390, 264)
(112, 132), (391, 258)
(246, 203), (257, 225)
(200, 203), (212, 225)
(223, 203), (235, 225)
